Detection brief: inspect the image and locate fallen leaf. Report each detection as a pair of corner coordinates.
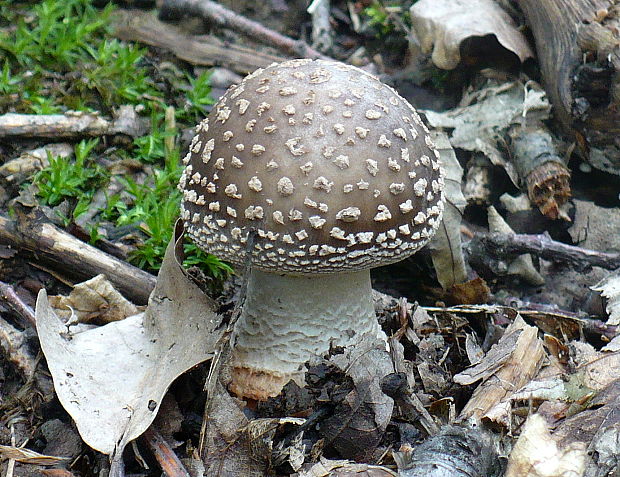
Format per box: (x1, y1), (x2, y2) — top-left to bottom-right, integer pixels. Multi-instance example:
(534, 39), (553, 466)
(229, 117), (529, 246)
(48, 273), (139, 324)
(320, 338), (394, 461)
(423, 81), (551, 187)
(36, 226), (224, 455)
(505, 414), (586, 477)
(410, 0), (534, 70)
(0, 445), (69, 465)
(428, 131), (468, 289)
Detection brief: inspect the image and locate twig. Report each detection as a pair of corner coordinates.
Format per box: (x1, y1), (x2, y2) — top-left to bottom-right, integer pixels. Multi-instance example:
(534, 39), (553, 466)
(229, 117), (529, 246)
(0, 106), (145, 139)
(142, 427), (191, 477)
(0, 281), (36, 329)
(467, 232), (620, 272)
(113, 9), (286, 74)
(158, 0), (330, 60)
(0, 212), (156, 305)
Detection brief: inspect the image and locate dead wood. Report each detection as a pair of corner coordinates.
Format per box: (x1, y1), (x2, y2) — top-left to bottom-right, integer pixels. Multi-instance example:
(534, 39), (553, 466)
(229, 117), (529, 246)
(467, 232), (620, 272)
(157, 0), (329, 60)
(517, 0), (620, 174)
(308, 0), (334, 54)
(113, 9), (287, 74)
(0, 281), (36, 329)
(463, 155), (494, 206)
(0, 106), (145, 139)
(142, 427), (191, 477)
(508, 127), (571, 220)
(0, 211), (156, 305)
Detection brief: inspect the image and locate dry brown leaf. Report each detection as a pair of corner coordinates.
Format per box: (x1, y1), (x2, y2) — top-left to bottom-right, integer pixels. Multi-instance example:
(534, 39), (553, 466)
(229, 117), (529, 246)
(296, 456), (397, 477)
(36, 226), (224, 456)
(202, 379), (267, 476)
(48, 273), (139, 324)
(505, 414), (586, 477)
(487, 206), (545, 286)
(0, 445), (69, 465)
(320, 338), (394, 461)
(428, 131), (467, 289)
(410, 0), (534, 70)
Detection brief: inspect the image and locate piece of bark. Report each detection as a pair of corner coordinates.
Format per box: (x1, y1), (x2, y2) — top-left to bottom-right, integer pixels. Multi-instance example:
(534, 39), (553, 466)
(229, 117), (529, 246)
(157, 0), (327, 60)
(459, 315), (545, 421)
(508, 126), (571, 220)
(113, 9), (287, 74)
(0, 210), (155, 305)
(394, 423), (502, 477)
(0, 315), (37, 379)
(517, 0), (620, 174)
(0, 106), (145, 139)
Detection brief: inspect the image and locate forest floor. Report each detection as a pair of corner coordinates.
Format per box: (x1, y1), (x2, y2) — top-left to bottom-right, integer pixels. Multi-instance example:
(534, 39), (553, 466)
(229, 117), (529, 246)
(0, 1), (619, 476)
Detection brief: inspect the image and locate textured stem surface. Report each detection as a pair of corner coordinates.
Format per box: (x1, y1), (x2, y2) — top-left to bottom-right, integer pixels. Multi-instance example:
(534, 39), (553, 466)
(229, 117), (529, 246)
(230, 269), (382, 399)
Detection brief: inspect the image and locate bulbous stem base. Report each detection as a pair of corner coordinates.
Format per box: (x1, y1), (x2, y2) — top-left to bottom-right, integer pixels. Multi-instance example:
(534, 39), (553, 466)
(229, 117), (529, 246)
(229, 269), (383, 400)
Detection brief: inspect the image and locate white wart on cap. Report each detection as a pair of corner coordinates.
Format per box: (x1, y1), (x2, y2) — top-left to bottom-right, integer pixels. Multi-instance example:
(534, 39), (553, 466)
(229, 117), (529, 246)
(180, 58), (445, 274)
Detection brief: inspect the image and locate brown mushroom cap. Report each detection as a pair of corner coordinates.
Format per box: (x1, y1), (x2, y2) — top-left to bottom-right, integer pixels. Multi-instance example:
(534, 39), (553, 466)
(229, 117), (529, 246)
(180, 59), (445, 273)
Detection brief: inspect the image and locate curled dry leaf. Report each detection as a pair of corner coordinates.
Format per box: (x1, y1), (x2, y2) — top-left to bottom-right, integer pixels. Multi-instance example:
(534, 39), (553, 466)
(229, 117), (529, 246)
(35, 226), (224, 456)
(202, 379), (267, 476)
(428, 131), (468, 289)
(410, 0), (534, 70)
(48, 273), (139, 324)
(505, 414), (586, 477)
(423, 81), (551, 187)
(296, 456), (397, 477)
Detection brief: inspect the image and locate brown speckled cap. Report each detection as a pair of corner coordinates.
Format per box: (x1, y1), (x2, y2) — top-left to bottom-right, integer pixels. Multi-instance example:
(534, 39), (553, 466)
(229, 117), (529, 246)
(180, 59), (445, 274)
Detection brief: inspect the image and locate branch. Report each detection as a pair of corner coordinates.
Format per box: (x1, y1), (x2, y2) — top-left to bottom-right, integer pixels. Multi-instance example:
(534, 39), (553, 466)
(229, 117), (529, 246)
(467, 232), (620, 272)
(159, 0), (330, 60)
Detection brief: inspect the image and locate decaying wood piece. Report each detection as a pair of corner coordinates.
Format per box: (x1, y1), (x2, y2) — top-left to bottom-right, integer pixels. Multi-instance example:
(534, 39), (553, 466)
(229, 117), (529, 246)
(113, 10), (287, 74)
(0, 211), (156, 305)
(517, 0), (620, 174)
(0, 280), (36, 328)
(308, 0), (334, 54)
(463, 154), (494, 206)
(508, 126), (571, 220)
(457, 316), (545, 421)
(467, 232), (620, 272)
(158, 0), (328, 60)
(0, 106), (145, 139)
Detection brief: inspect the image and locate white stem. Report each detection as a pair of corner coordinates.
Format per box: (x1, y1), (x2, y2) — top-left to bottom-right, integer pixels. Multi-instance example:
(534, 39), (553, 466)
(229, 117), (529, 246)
(229, 269), (382, 399)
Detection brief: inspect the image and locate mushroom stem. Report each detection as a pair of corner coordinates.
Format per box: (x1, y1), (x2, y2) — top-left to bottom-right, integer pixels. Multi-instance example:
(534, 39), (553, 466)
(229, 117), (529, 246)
(230, 268), (383, 400)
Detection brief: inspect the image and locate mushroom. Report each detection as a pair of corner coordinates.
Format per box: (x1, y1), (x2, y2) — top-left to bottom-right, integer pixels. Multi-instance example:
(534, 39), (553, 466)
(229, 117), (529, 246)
(180, 59), (445, 400)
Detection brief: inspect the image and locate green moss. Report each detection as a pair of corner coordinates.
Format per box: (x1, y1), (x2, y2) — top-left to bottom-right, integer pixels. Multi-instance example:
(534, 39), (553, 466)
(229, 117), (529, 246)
(4, 0), (230, 281)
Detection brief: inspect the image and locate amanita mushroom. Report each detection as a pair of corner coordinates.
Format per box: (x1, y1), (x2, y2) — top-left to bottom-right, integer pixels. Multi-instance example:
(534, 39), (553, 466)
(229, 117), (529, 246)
(179, 59), (445, 400)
